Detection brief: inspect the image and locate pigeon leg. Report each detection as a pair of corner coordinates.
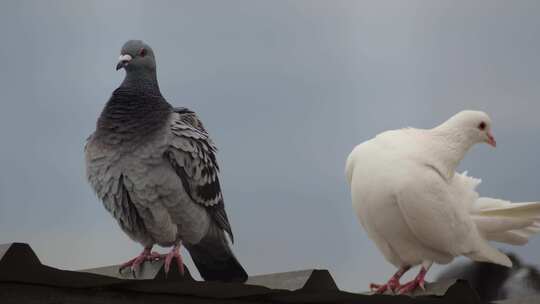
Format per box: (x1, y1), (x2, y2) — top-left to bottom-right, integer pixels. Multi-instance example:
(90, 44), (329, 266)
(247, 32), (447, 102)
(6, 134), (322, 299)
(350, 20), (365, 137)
(397, 261), (433, 294)
(118, 246), (161, 275)
(370, 265), (411, 294)
(163, 242), (184, 276)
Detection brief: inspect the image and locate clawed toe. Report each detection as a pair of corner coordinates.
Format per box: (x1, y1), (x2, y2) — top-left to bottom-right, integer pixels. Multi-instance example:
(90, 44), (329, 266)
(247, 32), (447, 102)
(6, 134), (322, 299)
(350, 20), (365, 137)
(369, 266), (410, 294)
(370, 283), (388, 294)
(118, 247), (161, 276)
(117, 244), (185, 278)
(370, 280), (401, 294)
(163, 244), (184, 276)
(396, 278), (427, 294)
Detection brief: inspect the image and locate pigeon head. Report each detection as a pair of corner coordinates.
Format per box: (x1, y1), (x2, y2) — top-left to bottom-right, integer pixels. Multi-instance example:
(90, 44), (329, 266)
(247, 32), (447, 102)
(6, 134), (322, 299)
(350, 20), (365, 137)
(443, 110), (496, 148)
(116, 40), (156, 73)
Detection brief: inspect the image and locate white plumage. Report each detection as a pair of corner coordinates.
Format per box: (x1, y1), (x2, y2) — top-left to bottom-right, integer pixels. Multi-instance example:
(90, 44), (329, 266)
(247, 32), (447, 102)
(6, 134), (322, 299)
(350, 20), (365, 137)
(346, 110), (540, 293)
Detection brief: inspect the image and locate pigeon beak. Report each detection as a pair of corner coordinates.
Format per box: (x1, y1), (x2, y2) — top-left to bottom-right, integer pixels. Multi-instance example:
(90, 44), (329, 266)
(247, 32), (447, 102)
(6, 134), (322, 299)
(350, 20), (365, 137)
(116, 54), (132, 71)
(486, 131), (496, 147)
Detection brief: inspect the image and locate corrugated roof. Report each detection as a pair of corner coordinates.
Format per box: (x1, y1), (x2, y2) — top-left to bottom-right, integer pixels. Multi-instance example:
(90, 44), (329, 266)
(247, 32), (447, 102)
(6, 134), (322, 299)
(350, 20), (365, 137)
(0, 242), (484, 303)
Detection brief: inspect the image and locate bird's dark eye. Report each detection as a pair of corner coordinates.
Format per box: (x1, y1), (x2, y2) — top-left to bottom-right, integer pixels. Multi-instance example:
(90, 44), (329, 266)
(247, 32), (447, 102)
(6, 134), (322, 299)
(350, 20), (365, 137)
(478, 121), (486, 130)
(139, 48), (147, 57)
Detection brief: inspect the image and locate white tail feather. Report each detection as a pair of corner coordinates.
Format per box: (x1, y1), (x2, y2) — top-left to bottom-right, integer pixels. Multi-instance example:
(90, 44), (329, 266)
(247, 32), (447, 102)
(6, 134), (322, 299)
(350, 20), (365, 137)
(472, 215), (533, 233)
(485, 231), (528, 245)
(466, 238), (513, 267)
(472, 198), (540, 246)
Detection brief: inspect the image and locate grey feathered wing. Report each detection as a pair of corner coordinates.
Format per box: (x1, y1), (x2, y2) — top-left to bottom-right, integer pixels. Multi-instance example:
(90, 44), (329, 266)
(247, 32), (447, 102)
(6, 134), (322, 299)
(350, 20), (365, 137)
(165, 107), (247, 282)
(166, 107), (233, 240)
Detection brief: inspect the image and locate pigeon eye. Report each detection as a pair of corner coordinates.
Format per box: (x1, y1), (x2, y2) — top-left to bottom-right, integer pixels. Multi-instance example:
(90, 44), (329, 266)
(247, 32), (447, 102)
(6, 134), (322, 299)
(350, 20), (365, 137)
(478, 121), (486, 130)
(139, 48), (147, 57)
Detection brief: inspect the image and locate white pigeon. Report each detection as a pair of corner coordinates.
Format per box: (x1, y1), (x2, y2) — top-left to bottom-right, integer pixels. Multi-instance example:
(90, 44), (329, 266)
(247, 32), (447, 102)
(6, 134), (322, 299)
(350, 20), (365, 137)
(345, 110), (540, 294)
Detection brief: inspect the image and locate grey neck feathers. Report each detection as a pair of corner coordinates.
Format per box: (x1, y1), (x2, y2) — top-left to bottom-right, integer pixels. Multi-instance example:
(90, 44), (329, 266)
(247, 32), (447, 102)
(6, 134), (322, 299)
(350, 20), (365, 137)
(120, 68), (161, 96)
(94, 70), (172, 146)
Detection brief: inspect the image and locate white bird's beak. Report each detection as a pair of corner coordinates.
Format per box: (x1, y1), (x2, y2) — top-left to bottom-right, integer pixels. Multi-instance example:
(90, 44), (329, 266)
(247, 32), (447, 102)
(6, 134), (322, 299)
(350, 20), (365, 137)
(116, 54), (133, 70)
(486, 131), (496, 147)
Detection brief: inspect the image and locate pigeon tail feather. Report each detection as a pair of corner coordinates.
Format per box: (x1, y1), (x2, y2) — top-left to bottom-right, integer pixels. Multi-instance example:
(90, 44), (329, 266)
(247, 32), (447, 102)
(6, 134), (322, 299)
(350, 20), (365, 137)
(466, 239), (513, 268)
(185, 223), (248, 283)
(472, 198), (540, 246)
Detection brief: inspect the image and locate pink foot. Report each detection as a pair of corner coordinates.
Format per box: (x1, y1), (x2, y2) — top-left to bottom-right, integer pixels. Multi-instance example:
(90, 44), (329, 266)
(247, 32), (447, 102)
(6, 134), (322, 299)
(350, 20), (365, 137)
(370, 277), (401, 294)
(397, 267), (428, 294)
(163, 243), (184, 276)
(369, 266), (411, 294)
(396, 279), (426, 294)
(118, 247), (161, 275)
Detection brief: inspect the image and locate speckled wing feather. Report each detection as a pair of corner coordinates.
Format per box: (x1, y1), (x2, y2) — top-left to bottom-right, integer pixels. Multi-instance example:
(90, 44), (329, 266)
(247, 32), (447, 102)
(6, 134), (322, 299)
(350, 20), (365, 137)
(166, 107), (233, 241)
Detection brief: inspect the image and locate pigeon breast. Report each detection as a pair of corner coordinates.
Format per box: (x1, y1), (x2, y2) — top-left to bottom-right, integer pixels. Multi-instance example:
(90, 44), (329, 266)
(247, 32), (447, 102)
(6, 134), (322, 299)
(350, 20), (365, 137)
(85, 89), (212, 247)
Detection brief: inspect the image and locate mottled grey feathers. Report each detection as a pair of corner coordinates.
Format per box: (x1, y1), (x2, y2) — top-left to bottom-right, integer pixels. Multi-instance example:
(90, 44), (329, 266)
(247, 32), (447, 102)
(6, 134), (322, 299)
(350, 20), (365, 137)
(85, 40), (245, 282)
(167, 108), (233, 241)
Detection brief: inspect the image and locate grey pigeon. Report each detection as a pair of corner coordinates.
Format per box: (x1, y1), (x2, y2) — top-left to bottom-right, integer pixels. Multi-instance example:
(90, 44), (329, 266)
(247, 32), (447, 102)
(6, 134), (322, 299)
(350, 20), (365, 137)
(85, 40), (248, 282)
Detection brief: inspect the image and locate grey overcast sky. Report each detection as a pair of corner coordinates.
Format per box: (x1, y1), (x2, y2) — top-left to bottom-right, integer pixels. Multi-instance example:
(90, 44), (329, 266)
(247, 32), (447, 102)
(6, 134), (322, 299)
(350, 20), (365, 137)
(1, 0), (540, 291)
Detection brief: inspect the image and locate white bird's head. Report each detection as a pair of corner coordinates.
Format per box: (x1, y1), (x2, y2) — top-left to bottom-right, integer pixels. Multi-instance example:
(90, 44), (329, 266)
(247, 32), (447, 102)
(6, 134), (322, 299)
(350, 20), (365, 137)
(442, 110), (497, 148)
